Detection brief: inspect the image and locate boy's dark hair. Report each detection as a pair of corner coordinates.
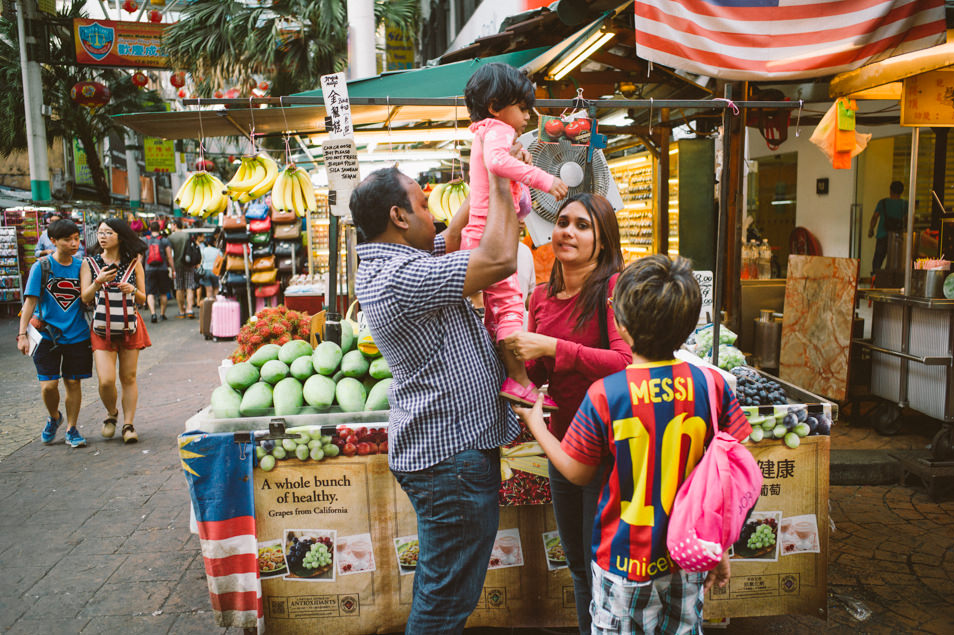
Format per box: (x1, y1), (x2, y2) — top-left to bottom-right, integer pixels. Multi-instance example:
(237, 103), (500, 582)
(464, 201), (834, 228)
(349, 166), (412, 243)
(47, 219), (80, 240)
(890, 181), (904, 195)
(613, 255), (701, 361)
(149, 221), (160, 233)
(464, 63), (536, 123)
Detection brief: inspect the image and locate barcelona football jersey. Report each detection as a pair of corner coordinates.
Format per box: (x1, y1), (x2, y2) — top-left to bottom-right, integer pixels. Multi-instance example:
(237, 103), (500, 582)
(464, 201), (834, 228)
(561, 360), (751, 582)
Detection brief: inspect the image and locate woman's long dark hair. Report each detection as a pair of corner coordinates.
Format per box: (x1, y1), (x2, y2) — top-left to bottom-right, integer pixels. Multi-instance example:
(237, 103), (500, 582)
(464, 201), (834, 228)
(89, 217), (147, 264)
(547, 193), (624, 331)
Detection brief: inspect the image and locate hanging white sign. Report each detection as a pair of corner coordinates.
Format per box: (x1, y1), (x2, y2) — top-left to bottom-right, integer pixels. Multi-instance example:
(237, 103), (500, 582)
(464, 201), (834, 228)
(322, 138), (359, 220)
(320, 72), (354, 139)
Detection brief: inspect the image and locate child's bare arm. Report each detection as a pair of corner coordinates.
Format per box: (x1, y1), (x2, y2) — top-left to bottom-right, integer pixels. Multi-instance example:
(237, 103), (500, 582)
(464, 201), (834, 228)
(514, 394), (598, 486)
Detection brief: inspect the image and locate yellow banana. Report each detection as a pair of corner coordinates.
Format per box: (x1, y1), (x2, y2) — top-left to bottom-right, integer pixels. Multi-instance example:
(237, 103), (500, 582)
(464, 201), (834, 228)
(442, 181), (455, 219)
(282, 168), (297, 212)
(209, 184), (229, 217)
(277, 167), (294, 212)
(448, 183), (463, 220)
(270, 168), (286, 211)
(237, 191), (251, 204)
(290, 170), (306, 216)
(175, 172), (198, 211)
(295, 168), (317, 214)
(248, 152), (278, 199)
(204, 174), (225, 216)
(228, 157), (260, 193)
(427, 183), (448, 222)
(186, 174), (205, 216)
(225, 159), (249, 191)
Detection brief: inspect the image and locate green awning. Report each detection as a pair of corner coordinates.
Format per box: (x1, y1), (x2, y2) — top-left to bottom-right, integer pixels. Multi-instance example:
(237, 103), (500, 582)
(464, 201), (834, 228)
(293, 47), (550, 100)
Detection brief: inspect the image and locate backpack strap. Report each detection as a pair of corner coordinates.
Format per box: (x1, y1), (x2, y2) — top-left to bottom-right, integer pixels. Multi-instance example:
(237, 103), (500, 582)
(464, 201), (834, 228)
(38, 256), (51, 325)
(702, 366), (738, 543)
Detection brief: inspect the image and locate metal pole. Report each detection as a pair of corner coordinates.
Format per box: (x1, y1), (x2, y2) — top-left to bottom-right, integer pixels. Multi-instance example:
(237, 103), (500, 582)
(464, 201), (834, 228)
(904, 128), (919, 295)
(324, 215), (341, 344)
(16, 0), (51, 202)
(345, 224), (356, 306)
(712, 84), (734, 368)
(125, 130), (141, 208)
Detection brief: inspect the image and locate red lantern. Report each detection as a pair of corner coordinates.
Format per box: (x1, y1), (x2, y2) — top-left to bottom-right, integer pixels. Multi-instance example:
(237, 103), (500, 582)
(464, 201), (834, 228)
(131, 71), (148, 88)
(225, 88), (240, 99)
(257, 81), (269, 92)
(70, 81), (111, 110)
(148, 9), (162, 23)
(177, 88), (187, 99)
(122, 0), (138, 13)
(170, 72), (186, 88)
(195, 159), (215, 172)
(213, 90), (224, 99)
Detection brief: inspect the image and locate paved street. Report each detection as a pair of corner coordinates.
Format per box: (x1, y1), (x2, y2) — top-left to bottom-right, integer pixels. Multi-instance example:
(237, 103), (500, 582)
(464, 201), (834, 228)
(0, 313), (951, 634)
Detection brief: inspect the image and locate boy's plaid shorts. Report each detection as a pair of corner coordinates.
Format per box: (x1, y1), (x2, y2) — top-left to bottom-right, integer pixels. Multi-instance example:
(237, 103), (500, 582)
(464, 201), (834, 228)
(589, 562), (706, 634)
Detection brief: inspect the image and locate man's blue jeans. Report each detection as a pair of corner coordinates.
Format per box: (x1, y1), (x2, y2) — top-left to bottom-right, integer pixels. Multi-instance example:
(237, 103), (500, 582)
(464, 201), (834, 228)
(392, 448), (500, 635)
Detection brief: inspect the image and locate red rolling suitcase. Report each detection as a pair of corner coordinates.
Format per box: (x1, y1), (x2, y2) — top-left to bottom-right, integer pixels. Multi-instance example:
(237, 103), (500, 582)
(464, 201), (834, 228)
(198, 297), (215, 340)
(210, 296), (241, 341)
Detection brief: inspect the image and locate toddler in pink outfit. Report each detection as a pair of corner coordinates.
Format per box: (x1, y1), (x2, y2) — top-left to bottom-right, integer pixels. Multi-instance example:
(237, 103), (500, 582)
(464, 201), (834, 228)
(463, 63), (568, 408)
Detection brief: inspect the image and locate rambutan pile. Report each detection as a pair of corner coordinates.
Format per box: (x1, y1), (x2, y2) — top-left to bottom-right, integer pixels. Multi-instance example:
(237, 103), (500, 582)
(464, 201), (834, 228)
(231, 305), (310, 363)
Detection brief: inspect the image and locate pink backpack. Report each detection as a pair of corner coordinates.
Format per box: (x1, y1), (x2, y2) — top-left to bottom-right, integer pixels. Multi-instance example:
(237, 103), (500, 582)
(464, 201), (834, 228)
(667, 369), (762, 572)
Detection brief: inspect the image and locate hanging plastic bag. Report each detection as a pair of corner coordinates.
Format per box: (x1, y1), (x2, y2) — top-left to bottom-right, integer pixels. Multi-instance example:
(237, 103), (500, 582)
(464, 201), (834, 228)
(810, 98), (871, 169)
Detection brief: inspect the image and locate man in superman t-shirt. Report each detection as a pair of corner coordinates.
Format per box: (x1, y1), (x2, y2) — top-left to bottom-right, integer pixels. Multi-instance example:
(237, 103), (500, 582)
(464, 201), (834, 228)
(515, 255), (751, 634)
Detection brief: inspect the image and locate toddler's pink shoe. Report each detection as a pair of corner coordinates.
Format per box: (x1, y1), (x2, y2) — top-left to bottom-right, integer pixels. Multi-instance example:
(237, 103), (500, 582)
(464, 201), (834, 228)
(499, 378), (559, 411)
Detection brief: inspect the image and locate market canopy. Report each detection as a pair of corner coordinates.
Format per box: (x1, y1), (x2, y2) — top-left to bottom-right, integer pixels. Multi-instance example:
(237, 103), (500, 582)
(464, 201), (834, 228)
(114, 48), (549, 140)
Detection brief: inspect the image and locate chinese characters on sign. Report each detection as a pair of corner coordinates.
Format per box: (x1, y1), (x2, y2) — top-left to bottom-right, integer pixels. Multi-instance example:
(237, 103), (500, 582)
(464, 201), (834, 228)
(901, 70), (954, 127)
(322, 138), (360, 220)
(73, 19), (169, 69)
(143, 137), (176, 173)
(758, 458), (795, 497)
(320, 72), (354, 139)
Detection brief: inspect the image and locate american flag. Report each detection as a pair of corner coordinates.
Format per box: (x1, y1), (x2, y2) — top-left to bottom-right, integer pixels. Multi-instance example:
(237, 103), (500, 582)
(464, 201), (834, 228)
(635, 0), (947, 80)
(179, 432), (264, 631)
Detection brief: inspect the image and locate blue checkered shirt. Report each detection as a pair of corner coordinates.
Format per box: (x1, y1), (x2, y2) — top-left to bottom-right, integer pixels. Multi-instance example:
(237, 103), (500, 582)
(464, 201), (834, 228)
(355, 235), (519, 472)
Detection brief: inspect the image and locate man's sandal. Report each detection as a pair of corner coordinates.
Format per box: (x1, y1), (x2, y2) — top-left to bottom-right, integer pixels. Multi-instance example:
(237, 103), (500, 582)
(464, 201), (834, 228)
(122, 424), (138, 444)
(102, 413), (119, 438)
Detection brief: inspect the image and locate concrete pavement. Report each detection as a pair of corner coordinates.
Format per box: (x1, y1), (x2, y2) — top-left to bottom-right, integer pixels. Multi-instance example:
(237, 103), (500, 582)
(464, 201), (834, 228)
(0, 313), (952, 634)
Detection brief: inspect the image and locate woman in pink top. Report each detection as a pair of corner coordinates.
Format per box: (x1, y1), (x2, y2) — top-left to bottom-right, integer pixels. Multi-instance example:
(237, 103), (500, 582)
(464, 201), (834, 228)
(504, 193), (631, 634)
(463, 63), (568, 408)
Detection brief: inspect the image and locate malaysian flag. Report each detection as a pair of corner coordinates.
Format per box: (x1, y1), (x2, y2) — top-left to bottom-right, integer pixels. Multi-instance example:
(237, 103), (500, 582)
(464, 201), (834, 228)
(179, 432), (263, 631)
(635, 0), (947, 80)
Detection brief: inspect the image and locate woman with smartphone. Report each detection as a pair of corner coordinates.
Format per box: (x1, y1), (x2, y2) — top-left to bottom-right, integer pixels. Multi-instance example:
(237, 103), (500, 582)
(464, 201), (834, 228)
(80, 218), (149, 443)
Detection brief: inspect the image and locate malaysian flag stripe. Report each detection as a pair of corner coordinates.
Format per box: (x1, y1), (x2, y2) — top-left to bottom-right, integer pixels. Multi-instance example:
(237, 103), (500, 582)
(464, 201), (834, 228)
(209, 590), (261, 613)
(206, 573), (262, 596)
(204, 553), (260, 578)
(197, 516), (257, 541)
(635, 0), (946, 80)
(180, 431), (262, 631)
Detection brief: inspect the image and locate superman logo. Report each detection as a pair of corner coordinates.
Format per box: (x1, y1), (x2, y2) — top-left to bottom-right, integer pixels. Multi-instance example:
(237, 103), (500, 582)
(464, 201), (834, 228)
(46, 276), (81, 311)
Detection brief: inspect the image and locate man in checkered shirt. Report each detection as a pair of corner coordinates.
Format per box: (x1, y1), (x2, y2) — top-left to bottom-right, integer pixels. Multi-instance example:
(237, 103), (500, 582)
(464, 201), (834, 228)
(352, 164), (521, 634)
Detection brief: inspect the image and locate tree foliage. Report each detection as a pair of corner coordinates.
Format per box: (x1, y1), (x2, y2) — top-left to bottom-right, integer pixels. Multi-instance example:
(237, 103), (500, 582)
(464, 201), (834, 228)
(163, 0), (419, 97)
(0, 1), (165, 203)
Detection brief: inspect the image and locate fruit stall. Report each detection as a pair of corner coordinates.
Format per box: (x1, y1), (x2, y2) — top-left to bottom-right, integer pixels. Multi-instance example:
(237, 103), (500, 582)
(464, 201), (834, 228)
(179, 306), (837, 633)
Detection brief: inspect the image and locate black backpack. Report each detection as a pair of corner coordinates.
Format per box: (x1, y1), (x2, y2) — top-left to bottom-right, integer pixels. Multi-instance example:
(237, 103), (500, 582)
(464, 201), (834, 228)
(183, 237), (202, 267)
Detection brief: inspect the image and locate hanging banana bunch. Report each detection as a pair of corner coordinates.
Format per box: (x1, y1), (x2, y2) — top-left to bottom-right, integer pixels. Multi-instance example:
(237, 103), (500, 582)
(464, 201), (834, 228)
(272, 165), (318, 217)
(427, 180), (470, 223)
(225, 152), (279, 201)
(174, 171), (228, 218)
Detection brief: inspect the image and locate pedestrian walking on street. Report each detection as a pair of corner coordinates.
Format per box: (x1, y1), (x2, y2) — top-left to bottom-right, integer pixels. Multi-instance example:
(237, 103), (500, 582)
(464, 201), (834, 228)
(195, 231), (221, 304)
(143, 221), (175, 323)
(16, 218), (92, 448)
(869, 180), (907, 273)
(80, 218), (150, 444)
(351, 165), (521, 634)
(168, 218), (197, 318)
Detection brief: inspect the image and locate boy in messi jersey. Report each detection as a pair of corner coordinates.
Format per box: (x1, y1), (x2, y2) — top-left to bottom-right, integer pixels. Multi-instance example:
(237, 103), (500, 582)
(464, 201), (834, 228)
(516, 255), (751, 635)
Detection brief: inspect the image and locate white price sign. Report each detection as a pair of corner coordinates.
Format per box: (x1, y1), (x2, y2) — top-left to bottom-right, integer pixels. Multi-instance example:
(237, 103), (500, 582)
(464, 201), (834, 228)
(320, 72), (354, 139)
(322, 138), (360, 220)
(693, 270), (714, 324)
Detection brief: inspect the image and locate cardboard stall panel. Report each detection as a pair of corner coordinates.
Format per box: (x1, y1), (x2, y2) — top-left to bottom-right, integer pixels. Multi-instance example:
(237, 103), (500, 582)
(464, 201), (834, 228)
(704, 435), (830, 620)
(254, 455), (577, 633)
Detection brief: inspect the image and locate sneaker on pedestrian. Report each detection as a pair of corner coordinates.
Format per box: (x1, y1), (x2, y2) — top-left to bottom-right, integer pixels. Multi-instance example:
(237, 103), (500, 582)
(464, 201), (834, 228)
(41, 411), (63, 444)
(150, 313), (158, 323)
(65, 427), (87, 448)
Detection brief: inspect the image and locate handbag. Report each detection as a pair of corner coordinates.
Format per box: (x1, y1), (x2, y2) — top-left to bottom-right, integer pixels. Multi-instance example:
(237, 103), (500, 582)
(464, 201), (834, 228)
(251, 243), (274, 258)
(252, 255), (276, 271)
(273, 223), (300, 240)
(245, 202), (269, 220)
(226, 254), (247, 272)
(225, 242), (245, 256)
(212, 253), (226, 277)
(223, 215), (246, 230)
(271, 209), (297, 224)
(274, 240), (296, 257)
(249, 231), (271, 246)
(88, 258), (138, 337)
(255, 282), (281, 298)
(222, 271), (248, 287)
(223, 229), (248, 243)
(666, 369), (762, 572)
(277, 256), (295, 273)
(250, 268), (277, 284)
(249, 218), (271, 233)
